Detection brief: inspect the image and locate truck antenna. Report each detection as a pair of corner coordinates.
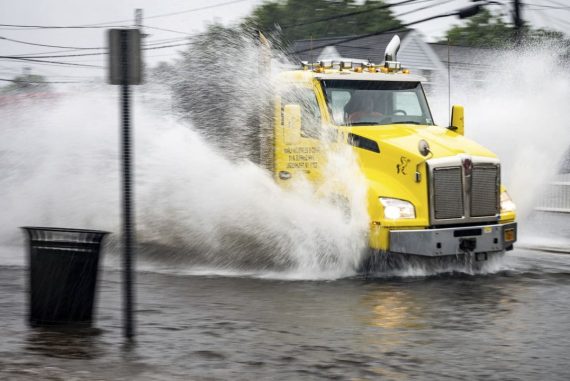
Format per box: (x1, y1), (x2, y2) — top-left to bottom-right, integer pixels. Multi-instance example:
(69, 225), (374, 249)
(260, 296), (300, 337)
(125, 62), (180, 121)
(310, 35), (313, 68)
(447, 37), (451, 125)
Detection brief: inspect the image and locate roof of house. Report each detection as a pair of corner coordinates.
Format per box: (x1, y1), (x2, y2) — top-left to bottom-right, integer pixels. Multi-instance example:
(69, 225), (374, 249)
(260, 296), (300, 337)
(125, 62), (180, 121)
(290, 30), (446, 72)
(429, 43), (508, 69)
(290, 30), (413, 64)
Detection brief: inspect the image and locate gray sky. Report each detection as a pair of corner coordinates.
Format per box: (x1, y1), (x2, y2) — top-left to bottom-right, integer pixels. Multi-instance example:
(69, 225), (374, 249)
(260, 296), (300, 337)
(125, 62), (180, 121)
(0, 0), (568, 83)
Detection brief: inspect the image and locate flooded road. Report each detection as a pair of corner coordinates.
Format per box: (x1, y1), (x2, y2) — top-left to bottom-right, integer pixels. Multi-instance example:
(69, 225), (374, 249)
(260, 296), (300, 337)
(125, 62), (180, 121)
(1, 249), (569, 380)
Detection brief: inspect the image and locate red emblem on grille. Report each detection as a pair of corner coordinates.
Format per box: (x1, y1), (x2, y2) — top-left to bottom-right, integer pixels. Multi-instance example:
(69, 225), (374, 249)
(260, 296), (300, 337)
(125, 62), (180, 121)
(463, 157), (473, 175)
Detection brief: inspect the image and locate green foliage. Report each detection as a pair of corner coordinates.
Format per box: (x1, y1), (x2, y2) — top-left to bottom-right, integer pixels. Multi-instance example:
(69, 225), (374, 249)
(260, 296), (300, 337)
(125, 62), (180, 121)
(443, 9), (514, 47)
(2, 74), (50, 92)
(443, 8), (568, 48)
(243, 0), (401, 45)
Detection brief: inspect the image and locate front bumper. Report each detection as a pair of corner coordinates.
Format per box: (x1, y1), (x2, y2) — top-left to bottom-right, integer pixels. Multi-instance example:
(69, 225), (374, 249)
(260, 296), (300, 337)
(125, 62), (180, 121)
(389, 222), (517, 257)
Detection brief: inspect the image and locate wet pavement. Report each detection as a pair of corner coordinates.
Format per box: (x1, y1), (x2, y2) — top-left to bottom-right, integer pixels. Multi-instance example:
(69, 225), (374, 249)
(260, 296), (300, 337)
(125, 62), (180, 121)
(1, 249), (570, 380)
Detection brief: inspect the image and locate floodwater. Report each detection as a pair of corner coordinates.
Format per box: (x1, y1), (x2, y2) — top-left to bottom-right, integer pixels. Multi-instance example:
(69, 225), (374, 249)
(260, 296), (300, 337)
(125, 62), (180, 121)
(1, 249), (569, 380)
(1, 43), (569, 380)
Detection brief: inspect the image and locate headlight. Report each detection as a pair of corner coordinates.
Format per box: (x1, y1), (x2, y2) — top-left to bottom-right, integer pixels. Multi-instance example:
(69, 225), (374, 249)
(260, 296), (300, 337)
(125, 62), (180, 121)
(379, 197), (415, 219)
(501, 191), (516, 212)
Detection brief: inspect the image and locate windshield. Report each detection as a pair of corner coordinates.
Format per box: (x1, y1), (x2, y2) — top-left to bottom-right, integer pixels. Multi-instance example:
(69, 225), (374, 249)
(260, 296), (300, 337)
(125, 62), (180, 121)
(321, 80), (434, 126)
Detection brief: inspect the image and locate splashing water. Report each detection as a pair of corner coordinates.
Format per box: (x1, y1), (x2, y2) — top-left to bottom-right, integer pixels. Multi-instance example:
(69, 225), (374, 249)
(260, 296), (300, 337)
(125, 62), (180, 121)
(1, 36), (567, 279)
(0, 89), (369, 279)
(428, 43), (570, 254)
(429, 44), (570, 217)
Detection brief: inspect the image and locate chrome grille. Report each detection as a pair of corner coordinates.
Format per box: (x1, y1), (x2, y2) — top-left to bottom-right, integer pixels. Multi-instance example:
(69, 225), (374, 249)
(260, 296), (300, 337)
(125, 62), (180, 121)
(471, 166), (499, 217)
(428, 156), (501, 225)
(433, 167), (464, 219)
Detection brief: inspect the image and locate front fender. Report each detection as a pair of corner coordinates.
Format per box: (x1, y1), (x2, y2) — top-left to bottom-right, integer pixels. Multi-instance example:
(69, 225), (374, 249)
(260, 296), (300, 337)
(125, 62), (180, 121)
(366, 172), (430, 227)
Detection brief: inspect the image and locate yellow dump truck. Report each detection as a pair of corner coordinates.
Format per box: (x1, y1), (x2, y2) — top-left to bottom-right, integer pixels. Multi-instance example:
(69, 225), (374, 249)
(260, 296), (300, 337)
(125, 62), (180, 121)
(260, 35), (517, 262)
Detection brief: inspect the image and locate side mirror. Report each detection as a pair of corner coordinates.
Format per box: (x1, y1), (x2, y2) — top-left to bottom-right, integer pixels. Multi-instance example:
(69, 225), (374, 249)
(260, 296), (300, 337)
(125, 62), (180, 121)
(283, 104), (301, 145)
(449, 105), (464, 136)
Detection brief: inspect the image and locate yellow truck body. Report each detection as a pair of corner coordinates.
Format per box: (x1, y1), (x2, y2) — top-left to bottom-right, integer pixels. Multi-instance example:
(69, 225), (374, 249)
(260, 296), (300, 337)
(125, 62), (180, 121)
(267, 46), (516, 259)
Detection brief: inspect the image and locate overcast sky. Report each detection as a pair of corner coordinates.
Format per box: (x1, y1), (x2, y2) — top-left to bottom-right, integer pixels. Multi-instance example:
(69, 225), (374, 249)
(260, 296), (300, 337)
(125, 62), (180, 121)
(0, 0), (568, 83)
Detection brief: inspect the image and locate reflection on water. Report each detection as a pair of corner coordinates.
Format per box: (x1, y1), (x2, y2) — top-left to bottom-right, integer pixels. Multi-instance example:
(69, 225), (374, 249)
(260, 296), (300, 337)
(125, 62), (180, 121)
(362, 291), (427, 330)
(25, 327), (105, 360)
(1, 251), (570, 380)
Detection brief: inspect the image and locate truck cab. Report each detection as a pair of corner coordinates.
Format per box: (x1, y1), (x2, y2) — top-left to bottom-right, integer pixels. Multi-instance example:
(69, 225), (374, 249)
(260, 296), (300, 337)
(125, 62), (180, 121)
(268, 36), (517, 260)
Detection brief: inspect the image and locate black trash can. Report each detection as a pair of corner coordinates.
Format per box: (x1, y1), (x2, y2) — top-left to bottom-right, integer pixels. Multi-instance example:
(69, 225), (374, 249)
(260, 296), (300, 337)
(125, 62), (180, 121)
(21, 227), (109, 328)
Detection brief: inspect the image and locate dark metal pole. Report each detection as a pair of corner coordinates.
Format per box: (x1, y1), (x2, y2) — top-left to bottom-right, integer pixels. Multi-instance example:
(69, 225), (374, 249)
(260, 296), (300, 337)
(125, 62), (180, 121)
(120, 30), (135, 339)
(513, 0), (523, 45)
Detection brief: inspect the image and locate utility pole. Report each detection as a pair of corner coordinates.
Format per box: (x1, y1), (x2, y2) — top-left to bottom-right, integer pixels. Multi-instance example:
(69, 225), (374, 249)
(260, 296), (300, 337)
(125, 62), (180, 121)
(513, 0), (524, 45)
(135, 8), (142, 29)
(134, 9), (145, 101)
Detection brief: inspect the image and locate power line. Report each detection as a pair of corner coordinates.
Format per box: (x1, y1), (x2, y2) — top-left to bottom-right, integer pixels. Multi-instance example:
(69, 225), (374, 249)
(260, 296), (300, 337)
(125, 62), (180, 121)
(0, 35), (189, 57)
(0, 0), (252, 30)
(522, 2), (570, 11)
(0, 78), (85, 84)
(292, 9), (465, 55)
(87, 0), (252, 26)
(281, 0), (423, 30)
(143, 25), (193, 36)
(526, 7), (570, 29)
(4, 42), (193, 59)
(546, 0), (570, 9)
(144, 0), (252, 21)
(0, 56), (103, 68)
(6, 52), (106, 59)
(14, 48), (105, 57)
(393, 0), (458, 18)
(0, 36), (104, 50)
(0, 23), (130, 30)
(143, 42), (192, 51)
(145, 36), (189, 45)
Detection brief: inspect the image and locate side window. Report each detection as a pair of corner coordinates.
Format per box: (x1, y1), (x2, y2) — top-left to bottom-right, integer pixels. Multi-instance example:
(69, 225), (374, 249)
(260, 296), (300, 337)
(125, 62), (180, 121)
(393, 91), (423, 116)
(281, 88), (321, 139)
(329, 90), (351, 125)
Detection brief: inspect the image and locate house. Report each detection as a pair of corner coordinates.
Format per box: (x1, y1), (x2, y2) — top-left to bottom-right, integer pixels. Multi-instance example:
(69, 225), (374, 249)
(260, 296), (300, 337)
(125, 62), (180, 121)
(429, 43), (508, 87)
(290, 30), (446, 82)
(291, 31), (570, 218)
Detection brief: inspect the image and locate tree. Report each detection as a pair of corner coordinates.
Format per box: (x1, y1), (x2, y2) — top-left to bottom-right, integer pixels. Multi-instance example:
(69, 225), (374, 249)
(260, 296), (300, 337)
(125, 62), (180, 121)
(2, 74), (50, 93)
(442, 8), (568, 48)
(243, 0), (402, 45)
(442, 8), (514, 47)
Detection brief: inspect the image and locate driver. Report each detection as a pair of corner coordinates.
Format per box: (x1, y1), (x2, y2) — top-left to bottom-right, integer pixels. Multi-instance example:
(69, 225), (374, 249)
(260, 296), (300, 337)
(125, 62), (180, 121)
(345, 93), (383, 124)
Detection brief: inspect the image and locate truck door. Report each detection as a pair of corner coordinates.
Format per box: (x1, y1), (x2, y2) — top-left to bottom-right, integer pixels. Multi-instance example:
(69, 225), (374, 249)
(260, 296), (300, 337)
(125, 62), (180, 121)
(274, 87), (323, 185)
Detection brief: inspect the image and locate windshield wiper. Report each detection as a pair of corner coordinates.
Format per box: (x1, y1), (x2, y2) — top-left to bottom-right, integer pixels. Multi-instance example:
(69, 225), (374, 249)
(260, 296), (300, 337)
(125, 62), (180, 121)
(345, 122), (379, 126)
(391, 121), (421, 125)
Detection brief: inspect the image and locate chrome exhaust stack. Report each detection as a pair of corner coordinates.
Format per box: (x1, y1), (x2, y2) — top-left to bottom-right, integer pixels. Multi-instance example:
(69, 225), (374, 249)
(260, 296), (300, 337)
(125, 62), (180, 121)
(384, 35), (402, 71)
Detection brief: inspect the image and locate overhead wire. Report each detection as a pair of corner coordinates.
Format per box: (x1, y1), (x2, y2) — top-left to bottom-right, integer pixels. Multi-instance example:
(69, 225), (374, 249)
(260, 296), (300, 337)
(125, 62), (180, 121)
(522, 2), (570, 11)
(2, 41), (193, 60)
(393, 0), (458, 18)
(281, 0), (426, 30)
(0, 78), (86, 84)
(523, 1), (570, 29)
(0, 24), (130, 30)
(546, 0), (570, 9)
(142, 0), (252, 21)
(0, 0), (252, 30)
(0, 56), (103, 68)
(0, 35), (103, 50)
(0, 35), (189, 57)
(142, 25), (193, 36)
(292, 9), (467, 55)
